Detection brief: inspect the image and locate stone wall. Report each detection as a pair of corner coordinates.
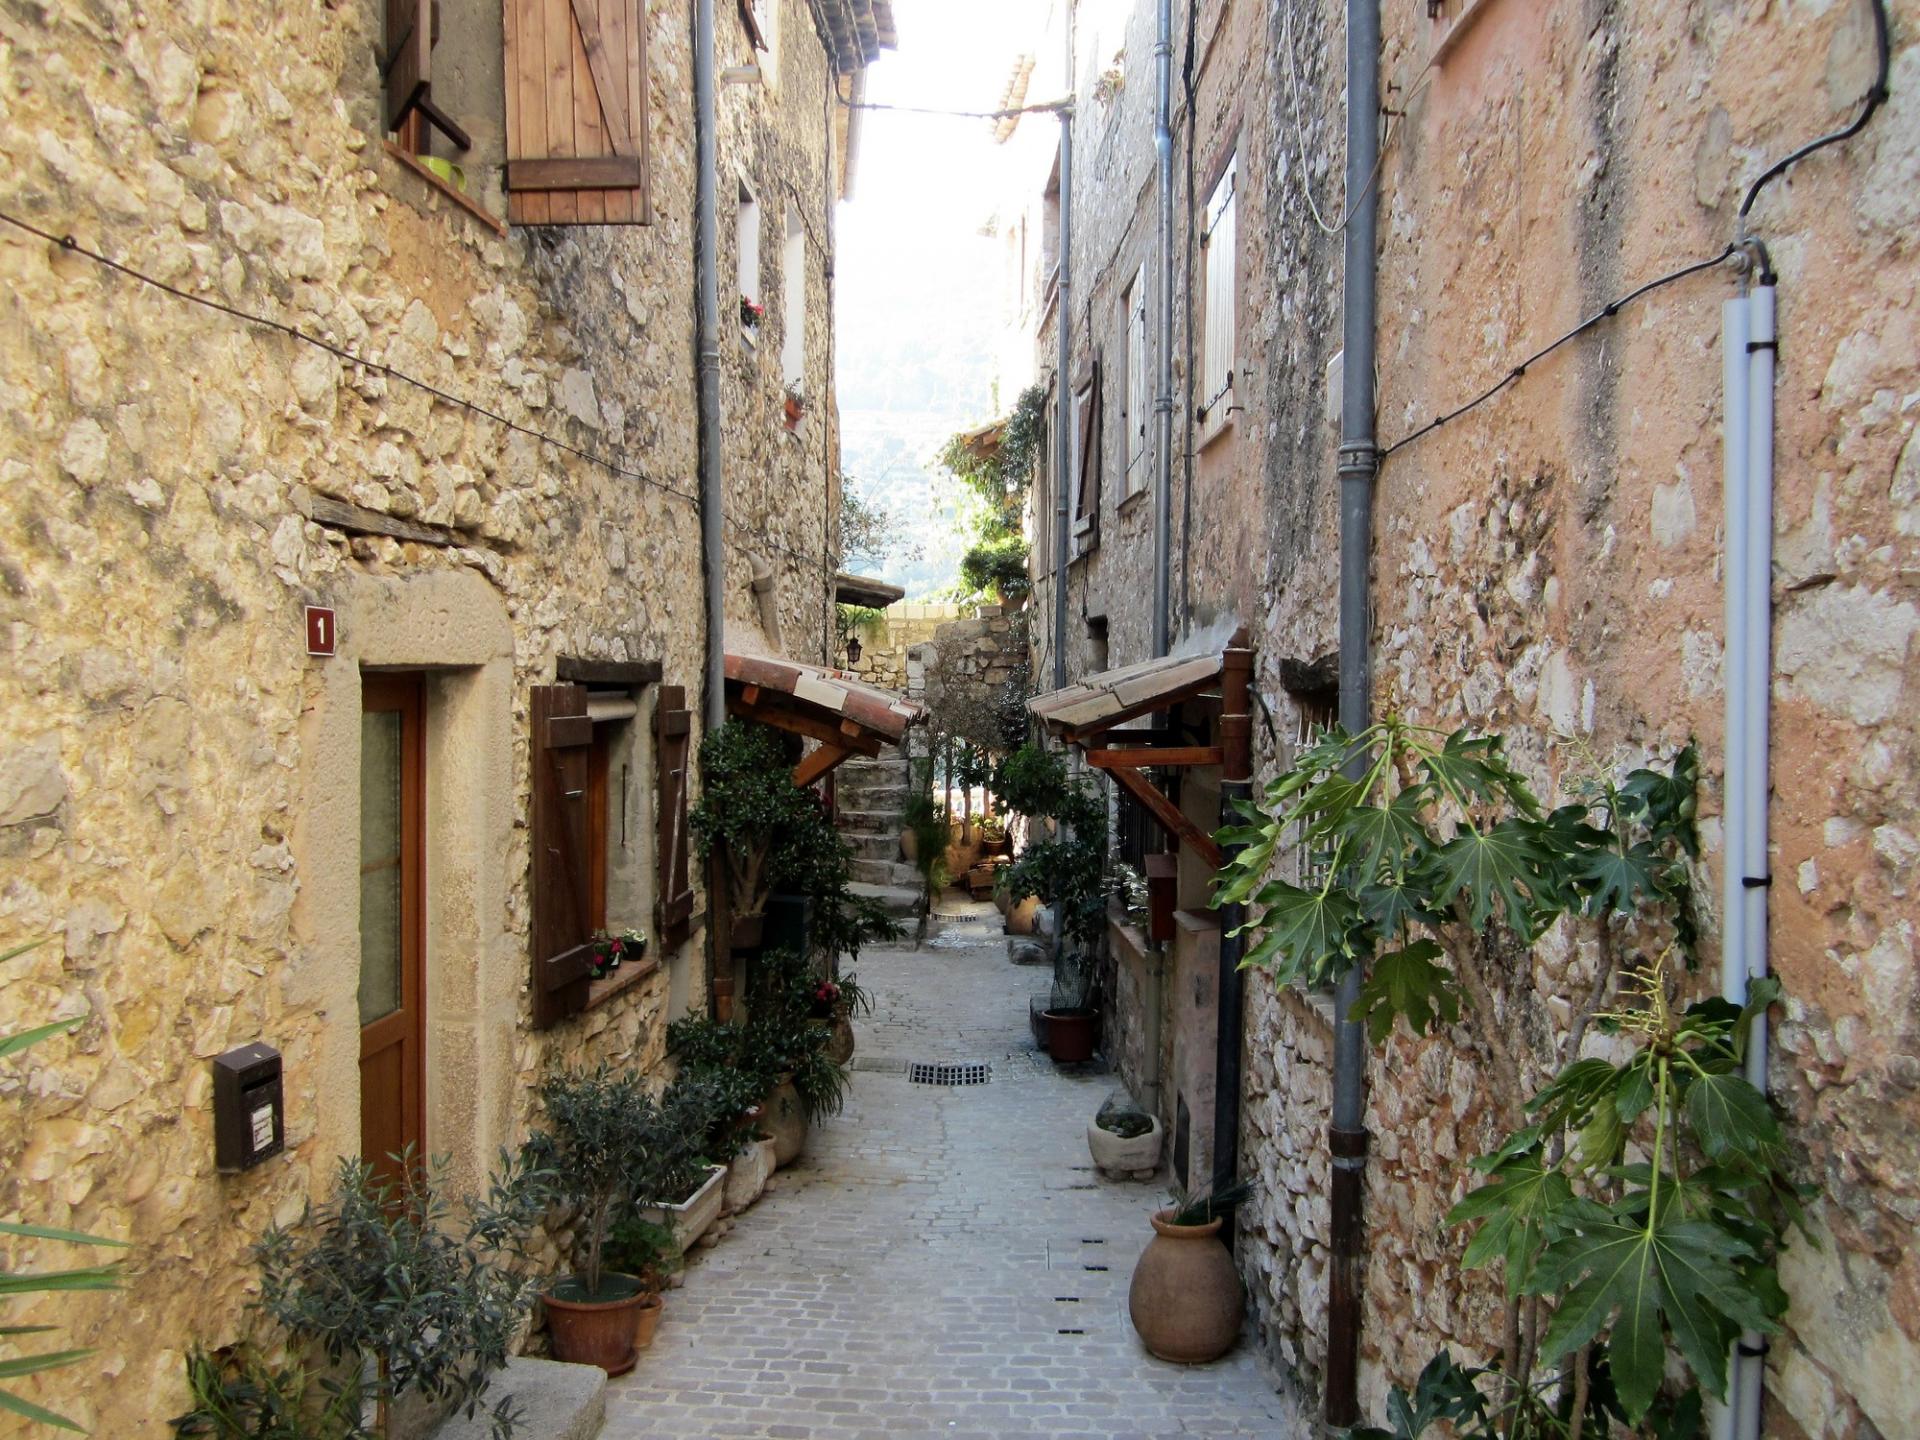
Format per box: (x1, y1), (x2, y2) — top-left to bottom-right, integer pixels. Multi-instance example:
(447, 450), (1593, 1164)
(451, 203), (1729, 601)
(1024, 0), (1920, 1432)
(919, 605), (1031, 755)
(840, 600), (967, 692)
(0, 0), (845, 1428)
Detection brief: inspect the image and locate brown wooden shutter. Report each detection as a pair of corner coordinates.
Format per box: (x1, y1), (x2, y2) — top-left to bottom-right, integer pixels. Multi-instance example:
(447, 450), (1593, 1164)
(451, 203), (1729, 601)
(739, 0), (768, 50)
(655, 686), (695, 947)
(1074, 360), (1102, 545)
(505, 0), (653, 226)
(531, 683), (596, 1029)
(385, 0), (471, 148)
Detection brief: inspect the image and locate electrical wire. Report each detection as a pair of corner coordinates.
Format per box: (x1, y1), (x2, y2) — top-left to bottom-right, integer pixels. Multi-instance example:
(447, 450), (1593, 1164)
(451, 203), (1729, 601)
(0, 208), (829, 570)
(1379, 244), (1738, 459)
(838, 98), (1071, 120)
(1739, 0), (1891, 225)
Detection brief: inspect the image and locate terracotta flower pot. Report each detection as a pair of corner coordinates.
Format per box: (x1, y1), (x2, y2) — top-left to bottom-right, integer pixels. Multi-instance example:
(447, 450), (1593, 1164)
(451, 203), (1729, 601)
(900, 829), (919, 862)
(764, 1076), (808, 1167)
(1128, 1210), (1244, 1363)
(827, 1013), (856, 1065)
(1043, 1007), (1097, 1063)
(633, 1291), (665, 1350)
(544, 1274), (654, 1376)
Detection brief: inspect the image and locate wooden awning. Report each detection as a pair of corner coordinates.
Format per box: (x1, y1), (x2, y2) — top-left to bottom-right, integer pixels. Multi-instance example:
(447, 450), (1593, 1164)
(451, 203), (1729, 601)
(833, 571), (906, 608)
(1026, 635), (1253, 868)
(726, 650), (925, 786)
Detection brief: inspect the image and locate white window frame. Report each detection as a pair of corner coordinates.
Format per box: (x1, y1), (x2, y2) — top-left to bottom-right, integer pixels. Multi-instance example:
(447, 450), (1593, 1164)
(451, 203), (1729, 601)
(781, 207), (806, 391)
(1198, 154), (1237, 444)
(737, 180), (761, 344)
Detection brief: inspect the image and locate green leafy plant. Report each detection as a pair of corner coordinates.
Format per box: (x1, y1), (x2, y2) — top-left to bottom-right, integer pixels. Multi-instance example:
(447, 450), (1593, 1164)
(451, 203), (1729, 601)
(599, 1218), (678, 1297)
(517, 1067), (670, 1303)
(0, 976), (129, 1433)
(691, 720), (817, 922)
(1167, 1178), (1255, 1228)
(171, 1346), (370, 1440)
(1221, 724), (1782, 1433)
(254, 1156), (532, 1439)
(958, 535), (1031, 602)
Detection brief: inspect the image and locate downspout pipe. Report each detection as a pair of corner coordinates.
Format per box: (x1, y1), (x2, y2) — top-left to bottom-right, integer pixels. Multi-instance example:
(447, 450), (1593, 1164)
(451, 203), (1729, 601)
(1150, 0), (1174, 659)
(695, 0), (725, 733)
(1717, 270), (1776, 1440)
(1327, 0), (1380, 1427)
(1052, 6), (1074, 692)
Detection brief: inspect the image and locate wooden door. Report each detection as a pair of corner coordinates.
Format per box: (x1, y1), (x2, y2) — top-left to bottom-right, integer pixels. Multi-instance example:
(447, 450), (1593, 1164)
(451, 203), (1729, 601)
(359, 673), (426, 1189)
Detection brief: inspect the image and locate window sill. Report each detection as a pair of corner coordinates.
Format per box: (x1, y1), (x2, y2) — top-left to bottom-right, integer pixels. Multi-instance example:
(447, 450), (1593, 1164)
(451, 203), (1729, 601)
(584, 955), (662, 1011)
(383, 141), (506, 237)
(1196, 404), (1237, 453)
(1116, 486), (1150, 516)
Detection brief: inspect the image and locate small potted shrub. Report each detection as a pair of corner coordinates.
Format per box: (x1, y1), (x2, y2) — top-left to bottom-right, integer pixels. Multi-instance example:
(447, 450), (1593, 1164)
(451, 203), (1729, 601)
(1086, 1092), (1163, 1178)
(1040, 949), (1100, 1064)
(598, 1217), (677, 1352)
(519, 1066), (670, 1376)
(1127, 1179), (1251, 1364)
(586, 926), (646, 981)
(635, 1073), (733, 1254)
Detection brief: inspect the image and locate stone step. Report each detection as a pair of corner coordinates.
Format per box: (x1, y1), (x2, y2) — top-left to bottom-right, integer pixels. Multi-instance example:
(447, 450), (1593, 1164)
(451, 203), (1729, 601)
(434, 1356), (604, 1440)
(848, 881), (922, 919)
(838, 784), (907, 810)
(851, 858), (922, 889)
(846, 831), (902, 861)
(836, 807), (903, 832)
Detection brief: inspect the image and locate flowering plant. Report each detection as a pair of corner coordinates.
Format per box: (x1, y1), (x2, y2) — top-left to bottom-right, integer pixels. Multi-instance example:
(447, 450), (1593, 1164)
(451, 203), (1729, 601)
(740, 295), (764, 328)
(808, 979), (842, 1018)
(587, 927), (646, 981)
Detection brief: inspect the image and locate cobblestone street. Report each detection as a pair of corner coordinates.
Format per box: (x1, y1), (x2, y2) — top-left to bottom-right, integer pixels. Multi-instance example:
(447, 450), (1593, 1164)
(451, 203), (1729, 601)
(603, 912), (1303, 1438)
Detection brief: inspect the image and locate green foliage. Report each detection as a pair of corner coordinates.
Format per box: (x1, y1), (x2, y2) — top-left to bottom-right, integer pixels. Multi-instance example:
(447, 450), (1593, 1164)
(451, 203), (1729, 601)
(958, 535), (1030, 603)
(937, 383), (1048, 512)
(1167, 1178), (1255, 1228)
(838, 480), (921, 573)
(994, 743), (1109, 954)
(171, 1346), (370, 1440)
(0, 985), (128, 1433)
(255, 1157), (531, 1439)
(691, 720), (813, 918)
(834, 604), (884, 658)
(517, 1068), (671, 1300)
(600, 1218), (678, 1294)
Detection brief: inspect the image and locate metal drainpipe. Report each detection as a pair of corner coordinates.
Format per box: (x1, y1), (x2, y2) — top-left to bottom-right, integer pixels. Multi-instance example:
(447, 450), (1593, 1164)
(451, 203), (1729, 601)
(1151, 0), (1174, 660)
(1212, 639), (1255, 1223)
(1327, 0), (1380, 1427)
(695, 0), (725, 734)
(1052, 3), (1074, 692)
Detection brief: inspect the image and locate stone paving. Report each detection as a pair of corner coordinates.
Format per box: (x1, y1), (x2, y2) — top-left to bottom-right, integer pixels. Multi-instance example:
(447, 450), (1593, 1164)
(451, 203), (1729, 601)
(602, 903), (1304, 1439)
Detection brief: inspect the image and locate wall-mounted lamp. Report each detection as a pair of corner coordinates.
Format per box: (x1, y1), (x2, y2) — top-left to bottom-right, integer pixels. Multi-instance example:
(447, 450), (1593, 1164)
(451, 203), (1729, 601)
(845, 636), (863, 666)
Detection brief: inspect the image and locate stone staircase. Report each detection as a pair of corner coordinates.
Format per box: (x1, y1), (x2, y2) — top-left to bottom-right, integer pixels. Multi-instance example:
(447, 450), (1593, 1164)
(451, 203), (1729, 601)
(836, 750), (922, 919)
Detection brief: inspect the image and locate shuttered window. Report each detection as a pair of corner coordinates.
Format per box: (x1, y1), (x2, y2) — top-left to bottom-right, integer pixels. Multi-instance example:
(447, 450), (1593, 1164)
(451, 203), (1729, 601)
(1072, 364), (1101, 554)
(530, 683), (597, 1028)
(504, 0), (653, 226)
(1199, 156), (1237, 435)
(655, 685), (696, 948)
(385, 0), (472, 152)
(1123, 267), (1149, 497)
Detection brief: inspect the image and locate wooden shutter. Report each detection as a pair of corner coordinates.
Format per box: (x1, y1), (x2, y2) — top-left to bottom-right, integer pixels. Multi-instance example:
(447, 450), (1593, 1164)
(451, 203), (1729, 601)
(505, 0), (653, 225)
(385, 0), (471, 147)
(1073, 362), (1102, 544)
(1200, 159), (1237, 422)
(1126, 269), (1149, 489)
(740, 0), (768, 50)
(531, 683), (596, 1029)
(655, 685), (695, 947)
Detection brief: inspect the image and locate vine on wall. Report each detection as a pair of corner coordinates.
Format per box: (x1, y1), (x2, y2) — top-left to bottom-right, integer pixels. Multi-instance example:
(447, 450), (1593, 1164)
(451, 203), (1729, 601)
(1215, 721), (1802, 1437)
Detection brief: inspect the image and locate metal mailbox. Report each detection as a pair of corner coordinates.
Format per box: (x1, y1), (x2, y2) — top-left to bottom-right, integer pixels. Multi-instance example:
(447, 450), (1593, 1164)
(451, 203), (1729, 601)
(212, 1042), (284, 1172)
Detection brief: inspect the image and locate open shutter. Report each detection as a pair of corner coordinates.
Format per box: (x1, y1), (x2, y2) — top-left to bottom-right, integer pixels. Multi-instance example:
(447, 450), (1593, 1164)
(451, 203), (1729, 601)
(1200, 159), (1237, 422)
(740, 0), (768, 50)
(505, 0), (652, 225)
(385, 0), (471, 147)
(531, 683), (596, 1029)
(655, 685), (695, 947)
(1073, 361), (1102, 550)
(1126, 271), (1149, 489)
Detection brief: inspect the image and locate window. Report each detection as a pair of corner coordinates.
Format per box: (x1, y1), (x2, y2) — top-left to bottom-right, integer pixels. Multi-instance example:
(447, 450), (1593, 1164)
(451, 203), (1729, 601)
(384, 0), (471, 157)
(530, 662), (669, 1029)
(1040, 151), (1062, 306)
(502, 0), (654, 225)
(1071, 363), (1101, 553)
(741, 0), (781, 86)
(781, 208), (806, 392)
(738, 183), (762, 341)
(1122, 266), (1149, 498)
(1198, 154), (1237, 437)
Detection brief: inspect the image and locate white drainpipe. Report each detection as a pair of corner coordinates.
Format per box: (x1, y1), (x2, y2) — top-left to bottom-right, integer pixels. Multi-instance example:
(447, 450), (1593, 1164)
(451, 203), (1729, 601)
(1717, 270), (1775, 1440)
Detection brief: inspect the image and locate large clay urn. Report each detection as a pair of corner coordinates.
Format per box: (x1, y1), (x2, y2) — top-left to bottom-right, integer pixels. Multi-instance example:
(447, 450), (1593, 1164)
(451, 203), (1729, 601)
(1127, 1210), (1244, 1363)
(764, 1075), (808, 1168)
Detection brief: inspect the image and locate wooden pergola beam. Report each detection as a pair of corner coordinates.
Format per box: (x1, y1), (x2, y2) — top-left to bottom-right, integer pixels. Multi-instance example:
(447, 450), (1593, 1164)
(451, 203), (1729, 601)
(1085, 746), (1223, 770)
(1108, 764), (1223, 869)
(792, 743), (853, 788)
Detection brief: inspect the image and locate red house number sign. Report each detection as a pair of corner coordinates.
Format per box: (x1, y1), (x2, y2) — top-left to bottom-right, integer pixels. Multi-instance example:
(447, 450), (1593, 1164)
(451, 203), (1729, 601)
(305, 606), (336, 657)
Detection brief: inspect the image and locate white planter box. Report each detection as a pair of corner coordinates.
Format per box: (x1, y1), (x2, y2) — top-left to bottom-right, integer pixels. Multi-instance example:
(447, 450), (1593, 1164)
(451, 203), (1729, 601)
(635, 1164), (727, 1253)
(723, 1137), (776, 1214)
(1086, 1113), (1163, 1177)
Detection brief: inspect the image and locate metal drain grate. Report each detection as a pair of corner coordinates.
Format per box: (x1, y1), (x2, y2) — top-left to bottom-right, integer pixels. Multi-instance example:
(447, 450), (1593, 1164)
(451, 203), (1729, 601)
(907, 1060), (992, 1086)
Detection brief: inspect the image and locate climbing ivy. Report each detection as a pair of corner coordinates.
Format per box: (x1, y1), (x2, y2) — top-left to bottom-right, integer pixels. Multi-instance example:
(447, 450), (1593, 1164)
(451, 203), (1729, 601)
(1215, 720), (1800, 1435)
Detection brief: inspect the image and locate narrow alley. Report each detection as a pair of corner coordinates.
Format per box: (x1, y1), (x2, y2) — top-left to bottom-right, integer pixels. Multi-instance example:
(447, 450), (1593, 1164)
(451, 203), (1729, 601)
(603, 909), (1301, 1440)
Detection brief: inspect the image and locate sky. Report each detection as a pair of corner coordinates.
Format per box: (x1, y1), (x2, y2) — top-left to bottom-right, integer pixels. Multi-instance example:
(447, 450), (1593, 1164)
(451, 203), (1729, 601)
(834, 0), (1041, 598)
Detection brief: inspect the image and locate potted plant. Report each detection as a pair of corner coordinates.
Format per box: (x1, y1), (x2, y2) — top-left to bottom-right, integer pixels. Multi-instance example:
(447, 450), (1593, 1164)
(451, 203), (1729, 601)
(692, 719), (818, 953)
(783, 381), (807, 428)
(1041, 947), (1100, 1064)
(586, 926), (646, 981)
(518, 1065), (670, 1376)
(979, 813), (1009, 856)
(1127, 1179), (1252, 1364)
(1087, 1093), (1163, 1178)
(633, 1079), (729, 1257)
(598, 1216), (677, 1352)
(740, 295), (763, 332)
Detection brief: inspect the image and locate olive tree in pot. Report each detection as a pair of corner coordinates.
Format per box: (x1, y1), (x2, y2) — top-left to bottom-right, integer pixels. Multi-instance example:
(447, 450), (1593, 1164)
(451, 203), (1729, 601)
(691, 720), (804, 952)
(518, 1066), (674, 1376)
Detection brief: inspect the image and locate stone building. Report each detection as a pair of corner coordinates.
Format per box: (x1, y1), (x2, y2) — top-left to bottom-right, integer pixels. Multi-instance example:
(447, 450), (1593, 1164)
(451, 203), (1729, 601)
(1012, 0), (1919, 1435)
(0, 0), (893, 1428)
